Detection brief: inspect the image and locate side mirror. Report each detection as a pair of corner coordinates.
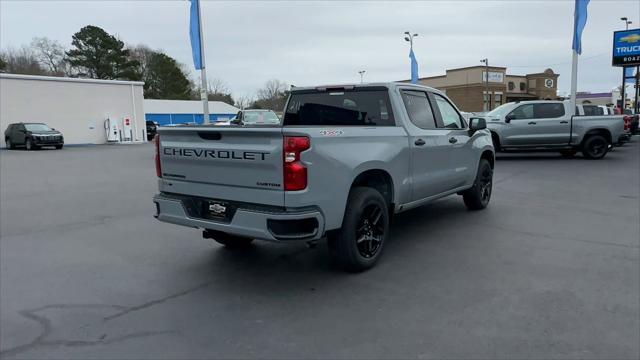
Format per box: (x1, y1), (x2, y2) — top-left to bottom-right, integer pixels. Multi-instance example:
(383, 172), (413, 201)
(505, 114), (515, 123)
(230, 119), (242, 125)
(469, 117), (486, 132)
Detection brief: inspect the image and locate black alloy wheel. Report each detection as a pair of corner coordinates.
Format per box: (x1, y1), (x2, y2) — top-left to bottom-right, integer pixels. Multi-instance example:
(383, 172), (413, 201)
(327, 187), (389, 272)
(462, 159), (493, 210)
(582, 135), (608, 160)
(355, 203), (385, 259)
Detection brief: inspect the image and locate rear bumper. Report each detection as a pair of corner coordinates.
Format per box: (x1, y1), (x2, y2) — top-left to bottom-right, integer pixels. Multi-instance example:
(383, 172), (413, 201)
(153, 192), (325, 241)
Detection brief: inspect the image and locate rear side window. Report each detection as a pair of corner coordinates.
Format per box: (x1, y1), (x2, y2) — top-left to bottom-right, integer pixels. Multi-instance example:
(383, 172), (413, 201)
(401, 90), (436, 129)
(533, 103), (565, 118)
(283, 89), (394, 126)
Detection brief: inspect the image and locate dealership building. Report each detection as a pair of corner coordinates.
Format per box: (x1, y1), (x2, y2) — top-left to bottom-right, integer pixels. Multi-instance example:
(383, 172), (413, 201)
(414, 66), (560, 112)
(144, 99), (239, 126)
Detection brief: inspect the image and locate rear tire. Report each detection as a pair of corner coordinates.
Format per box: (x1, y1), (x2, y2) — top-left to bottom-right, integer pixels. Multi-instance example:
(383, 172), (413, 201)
(210, 232), (254, 248)
(462, 159), (493, 210)
(327, 187), (389, 272)
(55, 144), (63, 150)
(5, 138), (14, 150)
(582, 135), (608, 159)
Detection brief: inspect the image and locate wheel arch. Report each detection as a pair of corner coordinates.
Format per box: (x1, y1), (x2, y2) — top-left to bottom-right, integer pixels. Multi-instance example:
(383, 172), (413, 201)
(582, 128), (612, 145)
(480, 149), (495, 169)
(350, 169), (395, 210)
(489, 131), (501, 151)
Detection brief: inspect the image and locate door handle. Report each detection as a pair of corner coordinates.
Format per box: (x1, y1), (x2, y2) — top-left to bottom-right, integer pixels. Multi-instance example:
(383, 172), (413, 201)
(528, 122), (537, 125)
(560, 120), (569, 124)
(414, 139), (425, 146)
(448, 137), (458, 144)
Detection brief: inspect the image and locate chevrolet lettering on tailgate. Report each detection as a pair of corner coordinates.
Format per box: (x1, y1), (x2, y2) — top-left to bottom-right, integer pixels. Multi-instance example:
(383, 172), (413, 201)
(163, 147), (269, 161)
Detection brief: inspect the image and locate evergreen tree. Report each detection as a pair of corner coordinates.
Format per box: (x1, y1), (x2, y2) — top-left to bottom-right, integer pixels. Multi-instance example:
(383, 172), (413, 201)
(66, 25), (139, 80)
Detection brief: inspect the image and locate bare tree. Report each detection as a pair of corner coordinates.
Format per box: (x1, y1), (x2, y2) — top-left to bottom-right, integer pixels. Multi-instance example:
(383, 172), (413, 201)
(30, 37), (66, 75)
(234, 95), (253, 110)
(0, 46), (47, 75)
(254, 79), (289, 111)
(208, 78), (230, 95)
(206, 78), (234, 104)
(129, 44), (154, 79)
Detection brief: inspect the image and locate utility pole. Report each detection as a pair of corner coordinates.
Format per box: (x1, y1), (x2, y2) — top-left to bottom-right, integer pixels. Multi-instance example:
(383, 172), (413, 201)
(196, 0), (210, 124)
(619, 17), (633, 112)
(358, 70), (366, 84)
(635, 66), (640, 115)
(480, 58), (489, 111)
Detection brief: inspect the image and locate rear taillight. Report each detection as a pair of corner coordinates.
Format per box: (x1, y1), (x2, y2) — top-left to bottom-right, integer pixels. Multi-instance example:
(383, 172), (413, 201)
(154, 135), (162, 178)
(283, 136), (310, 191)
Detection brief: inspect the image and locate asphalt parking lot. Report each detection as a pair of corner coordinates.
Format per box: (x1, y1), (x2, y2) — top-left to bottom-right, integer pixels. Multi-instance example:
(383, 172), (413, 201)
(1, 139), (639, 359)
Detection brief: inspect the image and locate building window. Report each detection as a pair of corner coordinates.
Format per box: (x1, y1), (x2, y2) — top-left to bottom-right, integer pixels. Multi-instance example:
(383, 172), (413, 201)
(483, 92), (491, 111)
(494, 93), (503, 107)
(508, 82), (515, 91)
(520, 82), (526, 91)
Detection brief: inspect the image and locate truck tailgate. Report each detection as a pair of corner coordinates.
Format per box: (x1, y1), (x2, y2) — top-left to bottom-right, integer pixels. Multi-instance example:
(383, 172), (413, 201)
(158, 126), (284, 206)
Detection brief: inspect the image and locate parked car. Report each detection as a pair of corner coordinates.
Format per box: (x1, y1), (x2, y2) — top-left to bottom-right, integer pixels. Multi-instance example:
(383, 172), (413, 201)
(153, 83), (494, 271)
(4, 123), (64, 150)
(146, 121), (157, 141)
(622, 109), (639, 134)
(215, 109), (281, 126)
(484, 100), (624, 159)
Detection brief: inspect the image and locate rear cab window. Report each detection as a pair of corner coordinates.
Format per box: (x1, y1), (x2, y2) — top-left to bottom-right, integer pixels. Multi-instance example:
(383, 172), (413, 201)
(533, 103), (565, 118)
(283, 87), (395, 126)
(581, 105), (602, 117)
(400, 90), (436, 129)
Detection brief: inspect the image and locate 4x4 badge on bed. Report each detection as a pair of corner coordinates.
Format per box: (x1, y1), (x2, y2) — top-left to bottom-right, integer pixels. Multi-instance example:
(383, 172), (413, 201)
(319, 129), (344, 136)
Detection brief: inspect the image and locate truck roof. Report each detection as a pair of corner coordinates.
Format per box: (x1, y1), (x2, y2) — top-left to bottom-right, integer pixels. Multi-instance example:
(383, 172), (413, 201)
(290, 82), (441, 94)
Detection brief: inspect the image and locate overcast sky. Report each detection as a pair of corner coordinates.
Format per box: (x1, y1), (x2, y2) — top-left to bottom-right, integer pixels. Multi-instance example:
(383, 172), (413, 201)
(1, 0), (639, 98)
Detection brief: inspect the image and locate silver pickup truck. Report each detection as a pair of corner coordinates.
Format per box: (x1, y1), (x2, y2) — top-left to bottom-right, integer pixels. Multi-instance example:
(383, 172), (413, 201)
(484, 100), (624, 159)
(153, 83), (494, 271)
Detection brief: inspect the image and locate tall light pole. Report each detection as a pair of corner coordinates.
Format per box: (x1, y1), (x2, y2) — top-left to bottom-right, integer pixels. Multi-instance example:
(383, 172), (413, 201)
(404, 31), (418, 50)
(404, 31), (419, 83)
(480, 58), (489, 111)
(620, 17), (632, 30)
(358, 70), (366, 84)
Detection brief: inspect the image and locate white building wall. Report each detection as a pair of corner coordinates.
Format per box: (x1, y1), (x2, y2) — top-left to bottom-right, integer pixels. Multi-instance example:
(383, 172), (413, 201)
(1, 74), (145, 146)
